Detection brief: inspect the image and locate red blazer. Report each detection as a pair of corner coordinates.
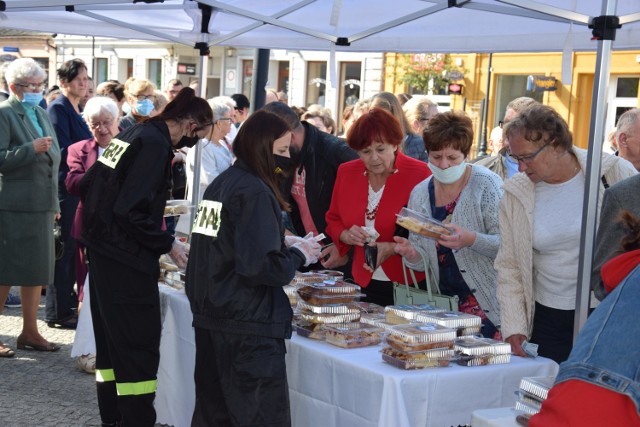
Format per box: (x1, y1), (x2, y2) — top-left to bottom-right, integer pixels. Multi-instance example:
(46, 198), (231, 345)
(325, 151), (431, 288)
(65, 138), (99, 241)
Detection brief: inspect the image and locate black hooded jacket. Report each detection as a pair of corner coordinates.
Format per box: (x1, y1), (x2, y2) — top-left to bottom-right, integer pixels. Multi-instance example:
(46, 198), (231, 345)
(79, 121), (174, 275)
(285, 123), (357, 240)
(185, 160), (305, 338)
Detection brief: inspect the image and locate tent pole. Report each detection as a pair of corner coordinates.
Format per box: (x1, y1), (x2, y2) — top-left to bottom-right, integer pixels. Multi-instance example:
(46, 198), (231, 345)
(574, 0), (617, 340)
(478, 53), (492, 157)
(252, 49), (270, 110)
(187, 4), (213, 237)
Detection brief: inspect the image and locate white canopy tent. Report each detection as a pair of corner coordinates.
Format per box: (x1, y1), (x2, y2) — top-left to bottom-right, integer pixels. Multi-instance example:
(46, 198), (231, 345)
(2, 0), (639, 335)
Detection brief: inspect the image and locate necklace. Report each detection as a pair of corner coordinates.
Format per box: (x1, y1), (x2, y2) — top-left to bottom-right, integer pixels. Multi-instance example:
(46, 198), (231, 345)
(366, 183), (385, 221)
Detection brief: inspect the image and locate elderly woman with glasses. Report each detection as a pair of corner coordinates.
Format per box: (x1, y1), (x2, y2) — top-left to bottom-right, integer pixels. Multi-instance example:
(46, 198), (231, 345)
(496, 103), (636, 363)
(0, 58), (62, 355)
(184, 98), (234, 205)
(66, 97), (120, 308)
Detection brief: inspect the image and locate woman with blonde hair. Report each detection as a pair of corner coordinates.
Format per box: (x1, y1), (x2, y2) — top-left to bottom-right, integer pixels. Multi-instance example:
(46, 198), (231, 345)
(402, 96), (439, 136)
(119, 77), (156, 129)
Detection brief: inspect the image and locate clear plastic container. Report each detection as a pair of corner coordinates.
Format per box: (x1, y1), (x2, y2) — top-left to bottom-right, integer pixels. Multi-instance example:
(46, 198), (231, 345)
(164, 199), (194, 217)
(518, 376), (556, 401)
(298, 310), (360, 324)
(454, 336), (511, 356)
(297, 281), (363, 305)
(415, 311), (482, 330)
(381, 346), (454, 370)
(163, 270), (185, 290)
(386, 323), (456, 352)
(456, 353), (511, 366)
(291, 272), (330, 285)
(385, 304), (447, 324)
(395, 207), (451, 239)
(324, 323), (384, 348)
(293, 322), (327, 340)
(349, 301), (385, 314)
(310, 269), (344, 279)
(360, 313), (395, 332)
(297, 301), (361, 315)
(283, 284), (299, 306)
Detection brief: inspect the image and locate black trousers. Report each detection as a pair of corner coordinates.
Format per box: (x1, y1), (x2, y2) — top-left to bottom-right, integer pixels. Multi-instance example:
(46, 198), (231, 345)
(531, 302), (575, 364)
(50, 193), (79, 320)
(191, 328), (291, 427)
(363, 279), (395, 307)
(89, 250), (161, 427)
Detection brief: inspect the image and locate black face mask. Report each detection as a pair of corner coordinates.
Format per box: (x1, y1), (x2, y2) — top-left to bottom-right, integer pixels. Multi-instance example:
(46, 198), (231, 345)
(175, 134), (200, 149)
(274, 154), (293, 175)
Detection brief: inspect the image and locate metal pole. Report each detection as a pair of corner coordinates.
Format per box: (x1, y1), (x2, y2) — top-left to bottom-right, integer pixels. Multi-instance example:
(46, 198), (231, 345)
(251, 48), (270, 110)
(478, 53), (492, 156)
(574, 0), (617, 340)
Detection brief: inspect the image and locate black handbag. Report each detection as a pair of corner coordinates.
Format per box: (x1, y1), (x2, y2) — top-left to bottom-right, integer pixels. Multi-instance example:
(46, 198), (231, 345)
(54, 220), (64, 261)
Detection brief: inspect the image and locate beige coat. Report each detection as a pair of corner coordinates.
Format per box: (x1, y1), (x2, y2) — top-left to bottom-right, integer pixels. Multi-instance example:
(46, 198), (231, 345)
(495, 147), (637, 340)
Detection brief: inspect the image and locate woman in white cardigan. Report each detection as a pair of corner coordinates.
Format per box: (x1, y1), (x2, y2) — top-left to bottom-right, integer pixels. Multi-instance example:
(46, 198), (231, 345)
(395, 110), (504, 338)
(496, 104), (637, 363)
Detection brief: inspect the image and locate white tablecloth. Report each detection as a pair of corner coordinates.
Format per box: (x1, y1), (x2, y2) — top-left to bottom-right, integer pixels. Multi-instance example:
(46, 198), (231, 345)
(155, 285), (559, 427)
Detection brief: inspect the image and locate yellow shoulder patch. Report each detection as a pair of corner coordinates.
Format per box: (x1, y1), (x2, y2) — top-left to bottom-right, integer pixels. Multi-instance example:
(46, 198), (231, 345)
(98, 138), (130, 169)
(191, 200), (223, 237)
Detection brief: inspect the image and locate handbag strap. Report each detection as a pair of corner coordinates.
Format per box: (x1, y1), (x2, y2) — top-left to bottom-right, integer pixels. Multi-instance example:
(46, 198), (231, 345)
(401, 254), (443, 299)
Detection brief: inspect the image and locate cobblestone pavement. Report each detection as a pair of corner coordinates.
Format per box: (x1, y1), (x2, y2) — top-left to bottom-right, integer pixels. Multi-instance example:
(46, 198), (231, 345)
(0, 297), (172, 427)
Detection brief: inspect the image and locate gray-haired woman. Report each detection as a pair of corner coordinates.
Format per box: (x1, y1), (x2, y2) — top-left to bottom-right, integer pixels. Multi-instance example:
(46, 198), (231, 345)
(0, 58), (62, 355)
(185, 98), (234, 204)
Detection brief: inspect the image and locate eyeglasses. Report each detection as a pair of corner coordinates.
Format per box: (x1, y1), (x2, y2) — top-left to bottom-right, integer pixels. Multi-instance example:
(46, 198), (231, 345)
(216, 118), (232, 124)
(133, 94), (154, 101)
(16, 82), (46, 91)
(507, 142), (550, 164)
(89, 120), (114, 130)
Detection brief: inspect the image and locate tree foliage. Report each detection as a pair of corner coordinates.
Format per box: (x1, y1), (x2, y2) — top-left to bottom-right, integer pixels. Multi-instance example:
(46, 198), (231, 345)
(400, 53), (466, 95)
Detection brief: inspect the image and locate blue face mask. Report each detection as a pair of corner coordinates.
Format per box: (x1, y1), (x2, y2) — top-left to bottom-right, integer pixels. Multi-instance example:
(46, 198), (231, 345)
(22, 92), (43, 107)
(135, 98), (154, 117)
(504, 152), (520, 178)
(428, 161), (467, 184)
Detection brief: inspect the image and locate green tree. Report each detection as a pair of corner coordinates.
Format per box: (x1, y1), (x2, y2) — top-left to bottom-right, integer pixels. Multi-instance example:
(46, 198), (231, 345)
(400, 53), (466, 95)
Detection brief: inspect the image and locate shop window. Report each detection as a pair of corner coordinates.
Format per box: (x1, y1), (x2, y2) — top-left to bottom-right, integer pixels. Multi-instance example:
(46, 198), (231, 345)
(147, 59), (162, 89)
(278, 61), (289, 94)
(95, 58), (108, 84)
(242, 59), (253, 99)
(494, 75), (543, 126)
(307, 61), (327, 107)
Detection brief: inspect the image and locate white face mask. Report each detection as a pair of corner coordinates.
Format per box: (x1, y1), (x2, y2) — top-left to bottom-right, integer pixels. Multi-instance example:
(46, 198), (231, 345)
(428, 161), (467, 184)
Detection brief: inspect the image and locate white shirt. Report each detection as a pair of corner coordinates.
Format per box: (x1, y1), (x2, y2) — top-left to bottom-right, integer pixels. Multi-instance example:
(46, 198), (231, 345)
(532, 171), (584, 309)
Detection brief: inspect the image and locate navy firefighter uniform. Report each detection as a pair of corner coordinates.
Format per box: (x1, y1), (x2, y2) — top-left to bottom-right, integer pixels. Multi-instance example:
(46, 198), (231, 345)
(186, 159), (306, 427)
(79, 121), (175, 426)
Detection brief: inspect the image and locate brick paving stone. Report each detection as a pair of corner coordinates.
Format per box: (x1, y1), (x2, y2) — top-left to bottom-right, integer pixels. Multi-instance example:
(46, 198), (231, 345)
(0, 296), (172, 427)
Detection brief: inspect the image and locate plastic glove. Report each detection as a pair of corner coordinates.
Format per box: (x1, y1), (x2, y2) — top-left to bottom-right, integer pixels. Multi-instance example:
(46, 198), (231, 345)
(285, 232), (320, 248)
(291, 239), (322, 267)
(169, 240), (189, 269)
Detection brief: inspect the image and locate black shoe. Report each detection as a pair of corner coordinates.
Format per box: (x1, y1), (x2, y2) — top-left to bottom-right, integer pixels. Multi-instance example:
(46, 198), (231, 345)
(47, 313), (78, 330)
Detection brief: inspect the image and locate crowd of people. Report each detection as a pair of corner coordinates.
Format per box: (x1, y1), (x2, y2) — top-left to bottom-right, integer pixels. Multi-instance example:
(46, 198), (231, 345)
(1, 55), (639, 426)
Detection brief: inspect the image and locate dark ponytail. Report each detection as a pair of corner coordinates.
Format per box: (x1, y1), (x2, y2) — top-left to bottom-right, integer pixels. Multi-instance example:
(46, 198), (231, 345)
(150, 87), (212, 126)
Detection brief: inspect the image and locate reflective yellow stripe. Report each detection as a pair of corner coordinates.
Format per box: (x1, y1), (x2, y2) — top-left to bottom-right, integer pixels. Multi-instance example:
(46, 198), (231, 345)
(116, 379), (157, 396)
(96, 369), (115, 383)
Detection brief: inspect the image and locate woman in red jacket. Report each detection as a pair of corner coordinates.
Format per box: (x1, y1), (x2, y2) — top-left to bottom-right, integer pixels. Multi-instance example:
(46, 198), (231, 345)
(325, 108), (431, 306)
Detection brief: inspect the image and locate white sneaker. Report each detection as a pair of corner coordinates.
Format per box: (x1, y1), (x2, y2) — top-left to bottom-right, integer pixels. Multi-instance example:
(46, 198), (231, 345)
(76, 354), (96, 374)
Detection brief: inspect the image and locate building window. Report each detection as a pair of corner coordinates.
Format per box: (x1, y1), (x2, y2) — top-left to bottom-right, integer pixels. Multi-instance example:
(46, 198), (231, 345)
(33, 58), (50, 83)
(494, 75), (543, 126)
(126, 59), (134, 79)
(242, 59), (253, 99)
(95, 58), (108, 84)
(277, 61), (289, 95)
(606, 75), (640, 144)
(148, 59), (162, 89)
(307, 61), (327, 107)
